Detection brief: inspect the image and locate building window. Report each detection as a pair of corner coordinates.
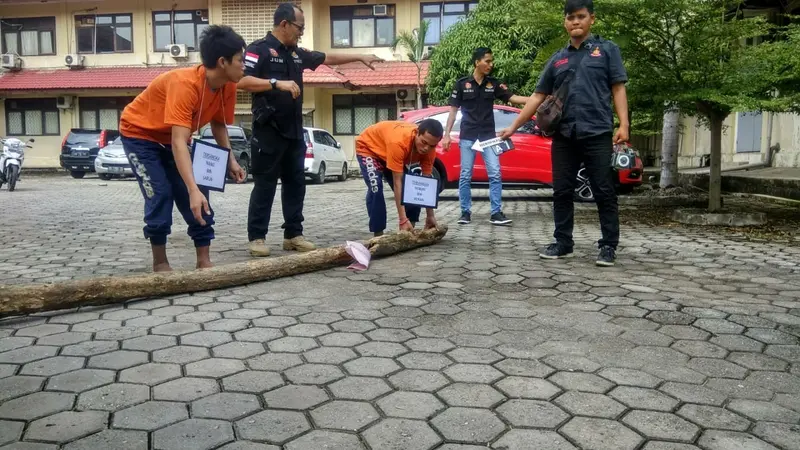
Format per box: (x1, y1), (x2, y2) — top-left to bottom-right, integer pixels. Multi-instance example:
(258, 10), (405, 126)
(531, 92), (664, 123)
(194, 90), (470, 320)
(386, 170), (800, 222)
(331, 5), (396, 48)
(1, 17), (56, 56)
(75, 14), (133, 53)
(4, 99), (59, 136)
(79, 97), (134, 130)
(421, 1), (478, 45)
(333, 95), (397, 135)
(153, 10), (209, 51)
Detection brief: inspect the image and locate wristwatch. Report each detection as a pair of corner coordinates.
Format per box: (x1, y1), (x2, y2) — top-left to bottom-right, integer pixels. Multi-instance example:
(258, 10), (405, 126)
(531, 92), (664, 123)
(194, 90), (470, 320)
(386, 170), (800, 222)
(270, 78), (277, 90)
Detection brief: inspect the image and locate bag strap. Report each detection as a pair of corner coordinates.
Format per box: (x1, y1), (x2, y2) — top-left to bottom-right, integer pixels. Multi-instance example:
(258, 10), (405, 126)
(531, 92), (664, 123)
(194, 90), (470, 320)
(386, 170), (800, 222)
(553, 48), (590, 98)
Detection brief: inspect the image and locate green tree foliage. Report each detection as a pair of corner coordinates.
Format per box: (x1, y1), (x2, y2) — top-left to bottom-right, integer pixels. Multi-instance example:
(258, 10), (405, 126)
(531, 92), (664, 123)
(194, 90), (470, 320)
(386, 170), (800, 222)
(392, 19), (431, 109)
(425, 0), (563, 104)
(600, 0), (800, 210)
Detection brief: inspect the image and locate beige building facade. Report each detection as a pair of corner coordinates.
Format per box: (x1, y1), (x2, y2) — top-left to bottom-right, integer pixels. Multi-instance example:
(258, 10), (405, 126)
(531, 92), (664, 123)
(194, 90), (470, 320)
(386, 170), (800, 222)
(1, 0), (475, 167)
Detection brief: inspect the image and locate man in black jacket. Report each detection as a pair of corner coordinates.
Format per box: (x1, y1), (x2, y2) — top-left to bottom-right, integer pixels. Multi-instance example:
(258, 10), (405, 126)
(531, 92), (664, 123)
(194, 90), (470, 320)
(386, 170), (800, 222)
(238, 3), (382, 257)
(500, 0), (629, 266)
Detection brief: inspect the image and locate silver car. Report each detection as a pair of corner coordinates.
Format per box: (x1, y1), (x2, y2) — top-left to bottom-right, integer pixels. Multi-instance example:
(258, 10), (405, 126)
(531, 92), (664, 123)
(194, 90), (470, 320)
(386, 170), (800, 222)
(94, 136), (133, 180)
(304, 127), (349, 184)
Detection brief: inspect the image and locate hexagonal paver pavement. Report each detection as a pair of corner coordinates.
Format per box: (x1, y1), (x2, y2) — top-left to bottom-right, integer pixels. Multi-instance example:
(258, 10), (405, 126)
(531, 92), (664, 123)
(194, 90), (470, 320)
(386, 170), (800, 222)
(561, 417), (644, 450)
(363, 418), (441, 450)
(496, 399), (570, 428)
(191, 393), (261, 420)
(24, 411), (107, 443)
(431, 407), (505, 444)
(62, 429), (148, 450)
(113, 401), (189, 430)
(310, 400), (380, 431)
(235, 410), (310, 444)
(377, 391), (445, 419)
(493, 429), (577, 450)
(2, 179), (800, 449)
(285, 430), (364, 450)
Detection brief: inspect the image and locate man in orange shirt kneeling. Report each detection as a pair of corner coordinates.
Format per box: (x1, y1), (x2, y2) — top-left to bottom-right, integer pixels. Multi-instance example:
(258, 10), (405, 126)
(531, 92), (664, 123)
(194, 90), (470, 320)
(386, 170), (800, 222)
(355, 119), (443, 236)
(119, 25), (247, 272)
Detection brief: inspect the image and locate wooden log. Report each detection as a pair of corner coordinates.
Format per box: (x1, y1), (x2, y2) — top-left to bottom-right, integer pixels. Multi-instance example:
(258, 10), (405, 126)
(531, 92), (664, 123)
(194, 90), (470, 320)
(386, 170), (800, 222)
(0, 226), (448, 317)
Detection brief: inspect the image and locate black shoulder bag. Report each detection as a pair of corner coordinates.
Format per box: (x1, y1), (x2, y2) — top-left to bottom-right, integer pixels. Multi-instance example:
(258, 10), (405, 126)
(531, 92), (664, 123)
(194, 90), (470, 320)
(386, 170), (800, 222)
(536, 51), (589, 136)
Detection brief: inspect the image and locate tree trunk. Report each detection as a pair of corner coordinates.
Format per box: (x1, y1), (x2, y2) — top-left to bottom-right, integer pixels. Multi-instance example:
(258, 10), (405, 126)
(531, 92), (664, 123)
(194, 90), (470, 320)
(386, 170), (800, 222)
(659, 105), (680, 188)
(416, 65), (423, 109)
(708, 116), (724, 212)
(0, 227), (448, 317)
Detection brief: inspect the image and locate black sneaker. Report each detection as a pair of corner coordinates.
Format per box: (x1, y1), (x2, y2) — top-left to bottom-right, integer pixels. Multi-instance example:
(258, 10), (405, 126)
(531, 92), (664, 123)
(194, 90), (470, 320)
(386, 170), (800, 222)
(490, 212), (512, 226)
(539, 243), (574, 259)
(596, 246), (617, 267)
(458, 212), (471, 224)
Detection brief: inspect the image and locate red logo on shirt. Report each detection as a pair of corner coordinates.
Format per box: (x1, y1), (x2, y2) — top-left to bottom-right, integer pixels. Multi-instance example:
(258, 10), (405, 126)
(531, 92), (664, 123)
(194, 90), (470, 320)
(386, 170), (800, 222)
(465, 82), (472, 89)
(555, 58), (569, 68)
(269, 48), (279, 57)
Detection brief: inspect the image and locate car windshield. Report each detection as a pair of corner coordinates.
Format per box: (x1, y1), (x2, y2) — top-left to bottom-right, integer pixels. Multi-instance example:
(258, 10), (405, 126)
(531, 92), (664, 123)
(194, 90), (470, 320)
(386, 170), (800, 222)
(200, 127), (244, 138)
(428, 111), (462, 132)
(65, 131), (100, 145)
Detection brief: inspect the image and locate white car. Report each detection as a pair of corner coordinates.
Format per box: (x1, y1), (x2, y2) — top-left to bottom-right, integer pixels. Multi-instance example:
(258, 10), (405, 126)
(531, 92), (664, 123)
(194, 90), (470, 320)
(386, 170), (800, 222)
(304, 127), (348, 184)
(95, 136), (133, 180)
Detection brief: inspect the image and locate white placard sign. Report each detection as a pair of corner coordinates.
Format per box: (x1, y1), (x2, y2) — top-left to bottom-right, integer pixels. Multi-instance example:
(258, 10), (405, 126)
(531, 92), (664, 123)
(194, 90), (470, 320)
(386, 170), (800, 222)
(472, 137), (515, 155)
(191, 139), (231, 192)
(401, 173), (439, 209)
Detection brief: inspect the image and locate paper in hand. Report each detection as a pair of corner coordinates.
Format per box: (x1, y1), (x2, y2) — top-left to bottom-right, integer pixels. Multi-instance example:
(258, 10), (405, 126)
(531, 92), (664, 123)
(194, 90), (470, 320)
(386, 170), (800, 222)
(471, 137), (515, 155)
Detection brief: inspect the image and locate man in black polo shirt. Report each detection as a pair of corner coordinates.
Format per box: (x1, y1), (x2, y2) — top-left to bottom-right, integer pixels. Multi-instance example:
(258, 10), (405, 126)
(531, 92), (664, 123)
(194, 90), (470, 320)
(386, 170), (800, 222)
(238, 2), (382, 257)
(443, 47), (529, 226)
(500, 0), (629, 266)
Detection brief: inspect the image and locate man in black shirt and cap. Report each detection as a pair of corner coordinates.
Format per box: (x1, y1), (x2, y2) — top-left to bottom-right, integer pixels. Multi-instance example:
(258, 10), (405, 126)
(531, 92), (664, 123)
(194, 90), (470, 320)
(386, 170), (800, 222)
(239, 2), (382, 257)
(443, 47), (529, 226)
(500, 0), (629, 267)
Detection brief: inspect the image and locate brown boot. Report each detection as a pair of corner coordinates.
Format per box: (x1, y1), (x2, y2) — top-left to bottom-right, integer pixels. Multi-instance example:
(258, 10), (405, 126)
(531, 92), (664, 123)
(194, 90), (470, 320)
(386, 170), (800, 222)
(283, 236), (316, 252)
(248, 239), (271, 257)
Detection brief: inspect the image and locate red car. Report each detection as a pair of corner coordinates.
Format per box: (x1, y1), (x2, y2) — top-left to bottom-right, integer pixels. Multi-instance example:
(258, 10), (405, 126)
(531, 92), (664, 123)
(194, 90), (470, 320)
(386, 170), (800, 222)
(400, 105), (643, 200)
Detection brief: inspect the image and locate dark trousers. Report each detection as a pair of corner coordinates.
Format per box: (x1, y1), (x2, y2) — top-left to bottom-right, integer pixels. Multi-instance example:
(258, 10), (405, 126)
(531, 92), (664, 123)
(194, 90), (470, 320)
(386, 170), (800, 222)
(357, 155), (421, 233)
(247, 125), (306, 241)
(121, 136), (214, 247)
(552, 132), (619, 249)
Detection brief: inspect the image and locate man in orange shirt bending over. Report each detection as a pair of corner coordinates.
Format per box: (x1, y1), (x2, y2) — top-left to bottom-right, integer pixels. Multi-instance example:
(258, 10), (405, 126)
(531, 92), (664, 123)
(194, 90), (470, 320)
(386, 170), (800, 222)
(119, 25), (247, 272)
(356, 119), (443, 236)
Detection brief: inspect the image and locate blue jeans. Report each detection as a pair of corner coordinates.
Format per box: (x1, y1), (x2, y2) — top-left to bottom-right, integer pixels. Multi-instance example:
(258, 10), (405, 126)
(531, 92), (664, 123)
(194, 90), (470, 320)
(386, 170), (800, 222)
(458, 138), (502, 215)
(122, 136), (214, 247)
(357, 155), (421, 233)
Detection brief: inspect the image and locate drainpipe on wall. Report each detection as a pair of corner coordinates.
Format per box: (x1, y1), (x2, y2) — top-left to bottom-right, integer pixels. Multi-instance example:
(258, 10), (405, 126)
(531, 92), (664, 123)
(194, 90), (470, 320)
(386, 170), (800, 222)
(764, 111), (774, 167)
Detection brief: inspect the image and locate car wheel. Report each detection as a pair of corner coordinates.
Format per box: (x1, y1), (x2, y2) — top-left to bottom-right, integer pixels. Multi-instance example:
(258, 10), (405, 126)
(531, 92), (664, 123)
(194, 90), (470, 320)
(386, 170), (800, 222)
(315, 162), (326, 184)
(70, 171), (86, 179)
(98, 174), (113, 181)
(574, 167), (595, 202)
(431, 166), (444, 194)
(338, 163), (348, 181)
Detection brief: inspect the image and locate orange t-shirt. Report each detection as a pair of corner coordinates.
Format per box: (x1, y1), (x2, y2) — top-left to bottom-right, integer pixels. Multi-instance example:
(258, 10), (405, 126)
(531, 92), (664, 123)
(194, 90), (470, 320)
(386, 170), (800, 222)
(355, 121), (434, 174)
(120, 65), (236, 144)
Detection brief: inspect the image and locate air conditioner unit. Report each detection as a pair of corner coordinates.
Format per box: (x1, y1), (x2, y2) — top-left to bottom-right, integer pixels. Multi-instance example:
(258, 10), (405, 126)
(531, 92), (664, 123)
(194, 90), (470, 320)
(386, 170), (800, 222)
(57, 96), (74, 109)
(1, 54), (22, 71)
(65, 54), (84, 68)
(396, 89), (409, 102)
(168, 43), (188, 58)
(373, 4), (388, 15)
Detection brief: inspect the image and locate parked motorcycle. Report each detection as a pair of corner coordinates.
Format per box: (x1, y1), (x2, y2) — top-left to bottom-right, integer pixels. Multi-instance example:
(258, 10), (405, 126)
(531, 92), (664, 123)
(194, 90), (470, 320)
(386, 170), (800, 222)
(0, 137), (33, 191)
